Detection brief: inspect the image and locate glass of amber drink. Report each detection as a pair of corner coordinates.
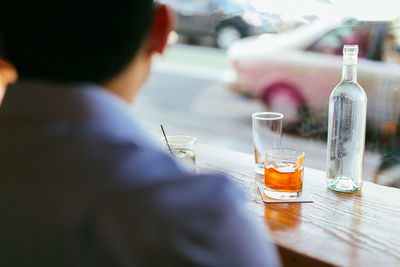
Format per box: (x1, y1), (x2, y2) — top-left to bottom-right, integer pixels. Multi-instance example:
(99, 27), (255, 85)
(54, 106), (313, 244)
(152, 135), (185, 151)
(264, 148), (304, 199)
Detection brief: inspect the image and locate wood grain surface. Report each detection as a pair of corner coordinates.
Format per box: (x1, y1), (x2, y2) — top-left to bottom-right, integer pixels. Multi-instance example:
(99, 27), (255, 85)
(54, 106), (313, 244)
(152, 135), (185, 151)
(196, 144), (400, 267)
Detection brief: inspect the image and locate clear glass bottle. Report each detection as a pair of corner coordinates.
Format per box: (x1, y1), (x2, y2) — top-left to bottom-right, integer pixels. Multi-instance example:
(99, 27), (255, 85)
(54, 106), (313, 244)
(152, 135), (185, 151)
(326, 45), (367, 192)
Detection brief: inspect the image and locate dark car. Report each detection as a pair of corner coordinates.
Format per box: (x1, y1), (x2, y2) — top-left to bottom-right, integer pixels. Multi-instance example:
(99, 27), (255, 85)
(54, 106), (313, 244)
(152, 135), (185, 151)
(166, 0), (279, 48)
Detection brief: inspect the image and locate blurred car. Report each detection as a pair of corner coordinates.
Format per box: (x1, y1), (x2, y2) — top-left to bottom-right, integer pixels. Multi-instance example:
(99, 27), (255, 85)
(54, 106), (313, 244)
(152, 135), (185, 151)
(228, 18), (400, 129)
(166, 0), (279, 48)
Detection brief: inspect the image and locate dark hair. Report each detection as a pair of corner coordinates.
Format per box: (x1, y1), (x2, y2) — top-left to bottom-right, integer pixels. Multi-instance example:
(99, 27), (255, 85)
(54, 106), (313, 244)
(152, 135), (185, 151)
(0, 1), (154, 83)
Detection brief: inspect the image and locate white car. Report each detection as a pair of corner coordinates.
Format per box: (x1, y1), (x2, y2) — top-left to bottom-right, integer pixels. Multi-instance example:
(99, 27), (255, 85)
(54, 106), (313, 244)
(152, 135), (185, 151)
(228, 18), (400, 130)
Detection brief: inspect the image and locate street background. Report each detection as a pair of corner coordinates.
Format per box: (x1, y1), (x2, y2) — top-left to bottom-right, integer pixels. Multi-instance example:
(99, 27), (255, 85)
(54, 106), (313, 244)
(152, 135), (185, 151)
(133, 44), (385, 184)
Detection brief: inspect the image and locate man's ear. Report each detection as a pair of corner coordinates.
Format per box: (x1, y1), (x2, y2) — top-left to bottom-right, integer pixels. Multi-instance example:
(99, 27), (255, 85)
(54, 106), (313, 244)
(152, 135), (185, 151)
(145, 4), (175, 55)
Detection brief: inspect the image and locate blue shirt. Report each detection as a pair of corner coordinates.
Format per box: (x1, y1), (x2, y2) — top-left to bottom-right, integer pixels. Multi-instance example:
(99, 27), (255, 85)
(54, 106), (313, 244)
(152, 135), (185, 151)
(0, 81), (280, 267)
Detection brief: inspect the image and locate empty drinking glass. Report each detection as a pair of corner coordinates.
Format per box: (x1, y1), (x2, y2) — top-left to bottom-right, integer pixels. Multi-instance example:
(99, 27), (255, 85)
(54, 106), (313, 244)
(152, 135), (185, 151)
(252, 112), (283, 175)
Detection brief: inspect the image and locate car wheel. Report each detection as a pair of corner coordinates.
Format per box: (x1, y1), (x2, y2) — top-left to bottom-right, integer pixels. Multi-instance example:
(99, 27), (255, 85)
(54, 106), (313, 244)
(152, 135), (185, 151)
(216, 25), (242, 49)
(262, 83), (307, 124)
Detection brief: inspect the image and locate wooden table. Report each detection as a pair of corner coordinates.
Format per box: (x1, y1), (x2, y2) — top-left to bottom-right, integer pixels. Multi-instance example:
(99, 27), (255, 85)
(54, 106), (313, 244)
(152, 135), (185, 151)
(196, 144), (400, 267)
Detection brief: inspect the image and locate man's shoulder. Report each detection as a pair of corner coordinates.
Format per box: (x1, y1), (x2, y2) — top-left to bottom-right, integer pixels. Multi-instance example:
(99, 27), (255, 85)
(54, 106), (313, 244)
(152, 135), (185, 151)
(84, 139), (236, 193)
(78, 136), (239, 213)
(92, 168), (240, 217)
(82, 141), (245, 239)
(79, 156), (278, 267)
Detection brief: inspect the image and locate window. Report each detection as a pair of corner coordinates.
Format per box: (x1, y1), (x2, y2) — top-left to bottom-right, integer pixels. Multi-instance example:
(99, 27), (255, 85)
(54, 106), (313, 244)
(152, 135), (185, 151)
(309, 21), (374, 59)
(382, 25), (400, 64)
(149, 3), (400, 187)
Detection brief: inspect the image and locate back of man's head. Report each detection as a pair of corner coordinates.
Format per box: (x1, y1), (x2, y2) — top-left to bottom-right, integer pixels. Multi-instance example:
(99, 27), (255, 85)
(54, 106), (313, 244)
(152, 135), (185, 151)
(0, 0), (154, 84)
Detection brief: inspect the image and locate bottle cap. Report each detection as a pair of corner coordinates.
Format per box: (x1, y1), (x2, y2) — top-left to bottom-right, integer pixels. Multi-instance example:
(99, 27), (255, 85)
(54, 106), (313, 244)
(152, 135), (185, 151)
(343, 45), (359, 55)
(343, 45), (358, 65)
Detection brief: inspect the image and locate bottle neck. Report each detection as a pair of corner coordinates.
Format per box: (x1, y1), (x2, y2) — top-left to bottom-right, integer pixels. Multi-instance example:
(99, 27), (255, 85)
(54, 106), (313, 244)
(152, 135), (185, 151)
(342, 64), (357, 82)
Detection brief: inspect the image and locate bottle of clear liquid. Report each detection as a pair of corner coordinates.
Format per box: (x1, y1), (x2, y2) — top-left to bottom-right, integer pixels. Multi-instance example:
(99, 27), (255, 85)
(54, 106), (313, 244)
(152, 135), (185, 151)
(326, 45), (367, 192)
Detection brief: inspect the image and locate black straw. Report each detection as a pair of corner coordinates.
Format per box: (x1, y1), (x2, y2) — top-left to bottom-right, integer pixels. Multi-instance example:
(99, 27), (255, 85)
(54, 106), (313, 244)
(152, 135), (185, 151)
(161, 125), (174, 156)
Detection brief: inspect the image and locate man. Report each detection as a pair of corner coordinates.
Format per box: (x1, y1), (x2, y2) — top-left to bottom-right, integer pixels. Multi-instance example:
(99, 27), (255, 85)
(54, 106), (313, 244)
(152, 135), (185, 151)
(0, 59), (17, 101)
(0, 1), (280, 266)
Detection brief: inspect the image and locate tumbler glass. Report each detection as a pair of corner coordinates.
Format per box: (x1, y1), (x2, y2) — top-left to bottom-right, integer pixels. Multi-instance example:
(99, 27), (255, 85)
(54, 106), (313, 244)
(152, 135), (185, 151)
(161, 135), (196, 171)
(264, 148), (304, 199)
(252, 112), (283, 175)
